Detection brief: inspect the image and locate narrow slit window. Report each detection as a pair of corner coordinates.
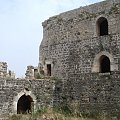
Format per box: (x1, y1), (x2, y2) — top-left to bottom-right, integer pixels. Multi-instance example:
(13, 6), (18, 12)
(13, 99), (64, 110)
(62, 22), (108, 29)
(47, 64), (51, 76)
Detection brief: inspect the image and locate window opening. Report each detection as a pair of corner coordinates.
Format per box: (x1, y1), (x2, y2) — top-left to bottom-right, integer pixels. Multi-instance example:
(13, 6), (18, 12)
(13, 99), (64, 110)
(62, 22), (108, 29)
(97, 17), (108, 36)
(100, 55), (110, 73)
(47, 64), (51, 76)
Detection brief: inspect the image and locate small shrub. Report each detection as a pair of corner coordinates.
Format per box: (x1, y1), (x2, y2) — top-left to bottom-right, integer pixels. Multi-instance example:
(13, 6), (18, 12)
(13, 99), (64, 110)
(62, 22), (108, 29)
(34, 107), (47, 117)
(8, 108), (119, 120)
(34, 72), (41, 79)
(53, 106), (73, 117)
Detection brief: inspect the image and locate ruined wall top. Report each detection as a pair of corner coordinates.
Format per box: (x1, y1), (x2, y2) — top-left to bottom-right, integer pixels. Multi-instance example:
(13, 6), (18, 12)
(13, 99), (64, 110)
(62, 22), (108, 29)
(0, 62), (15, 79)
(43, 0), (120, 26)
(41, 0), (120, 46)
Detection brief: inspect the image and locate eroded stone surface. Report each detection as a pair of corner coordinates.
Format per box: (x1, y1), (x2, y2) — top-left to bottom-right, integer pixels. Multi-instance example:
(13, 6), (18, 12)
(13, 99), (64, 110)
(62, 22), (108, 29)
(0, 78), (54, 114)
(39, 0), (120, 116)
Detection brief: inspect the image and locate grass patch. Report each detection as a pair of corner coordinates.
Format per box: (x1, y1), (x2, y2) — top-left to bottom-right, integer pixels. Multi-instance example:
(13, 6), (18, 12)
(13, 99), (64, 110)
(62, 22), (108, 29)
(8, 107), (120, 120)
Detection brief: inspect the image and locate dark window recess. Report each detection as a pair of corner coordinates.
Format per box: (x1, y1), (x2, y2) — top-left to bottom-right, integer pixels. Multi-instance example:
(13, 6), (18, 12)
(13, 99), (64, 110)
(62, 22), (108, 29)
(47, 64), (51, 76)
(17, 94), (33, 114)
(97, 17), (108, 36)
(100, 55), (110, 73)
(93, 97), (97, 101)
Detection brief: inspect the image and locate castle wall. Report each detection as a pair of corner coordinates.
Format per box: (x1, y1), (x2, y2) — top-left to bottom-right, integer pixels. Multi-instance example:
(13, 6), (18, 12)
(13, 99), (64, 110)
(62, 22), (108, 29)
(0, 78), (54, 114)
(41, 0), (120, 46)
(40, 0), (120, 79)
(40, 34), (120, 78)
(39, 0), (120, 116)
(53, 73), (120, 115)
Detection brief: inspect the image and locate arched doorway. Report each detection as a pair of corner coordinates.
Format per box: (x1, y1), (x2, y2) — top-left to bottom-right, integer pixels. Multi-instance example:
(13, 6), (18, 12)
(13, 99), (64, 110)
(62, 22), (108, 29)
(17, 94), (33, 114)
(97, 17), (108, 36)
(99, 55), (110, 73)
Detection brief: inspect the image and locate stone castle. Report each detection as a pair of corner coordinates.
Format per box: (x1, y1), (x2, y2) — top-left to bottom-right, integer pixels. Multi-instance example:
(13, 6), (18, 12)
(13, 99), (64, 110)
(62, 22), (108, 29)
(0, 0), (120, 117)
(39, 0), (120, 116)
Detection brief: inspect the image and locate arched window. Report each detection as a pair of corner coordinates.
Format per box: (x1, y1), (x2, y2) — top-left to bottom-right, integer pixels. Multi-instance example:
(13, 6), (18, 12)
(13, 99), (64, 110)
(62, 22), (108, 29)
(99, 55), (110, 73)
(17, 94), (33, 114)
(97, 17), (108, 36)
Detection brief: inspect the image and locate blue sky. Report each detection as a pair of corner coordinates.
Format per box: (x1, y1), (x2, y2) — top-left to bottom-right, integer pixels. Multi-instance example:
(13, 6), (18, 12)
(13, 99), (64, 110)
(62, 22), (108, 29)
(0, 0), (103, 77)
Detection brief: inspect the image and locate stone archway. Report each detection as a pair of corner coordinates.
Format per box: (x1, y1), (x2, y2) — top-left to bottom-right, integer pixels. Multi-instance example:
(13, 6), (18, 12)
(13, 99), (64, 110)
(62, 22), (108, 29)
(17, 94), (33, 114)
(96, 17), (108, 36)
(13, 89), (36, 114)
(92, 51), (118, 73)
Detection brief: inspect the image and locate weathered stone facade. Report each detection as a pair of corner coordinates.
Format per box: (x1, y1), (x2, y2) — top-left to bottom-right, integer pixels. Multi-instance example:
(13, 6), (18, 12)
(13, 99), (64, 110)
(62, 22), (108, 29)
(0, 0), (120, 117)
(0, 78), (54, 114)
(39, 0), (120, 116)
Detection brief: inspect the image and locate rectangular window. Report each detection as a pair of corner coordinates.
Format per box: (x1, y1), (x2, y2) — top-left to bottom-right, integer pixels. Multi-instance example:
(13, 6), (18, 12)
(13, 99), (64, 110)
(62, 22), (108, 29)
(47, 64), (51, 76)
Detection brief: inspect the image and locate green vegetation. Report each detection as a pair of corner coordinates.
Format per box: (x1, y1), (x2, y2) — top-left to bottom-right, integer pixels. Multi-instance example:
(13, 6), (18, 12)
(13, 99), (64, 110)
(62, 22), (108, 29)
(8, 107), (120, 120)
(109, 3), (119, 15)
